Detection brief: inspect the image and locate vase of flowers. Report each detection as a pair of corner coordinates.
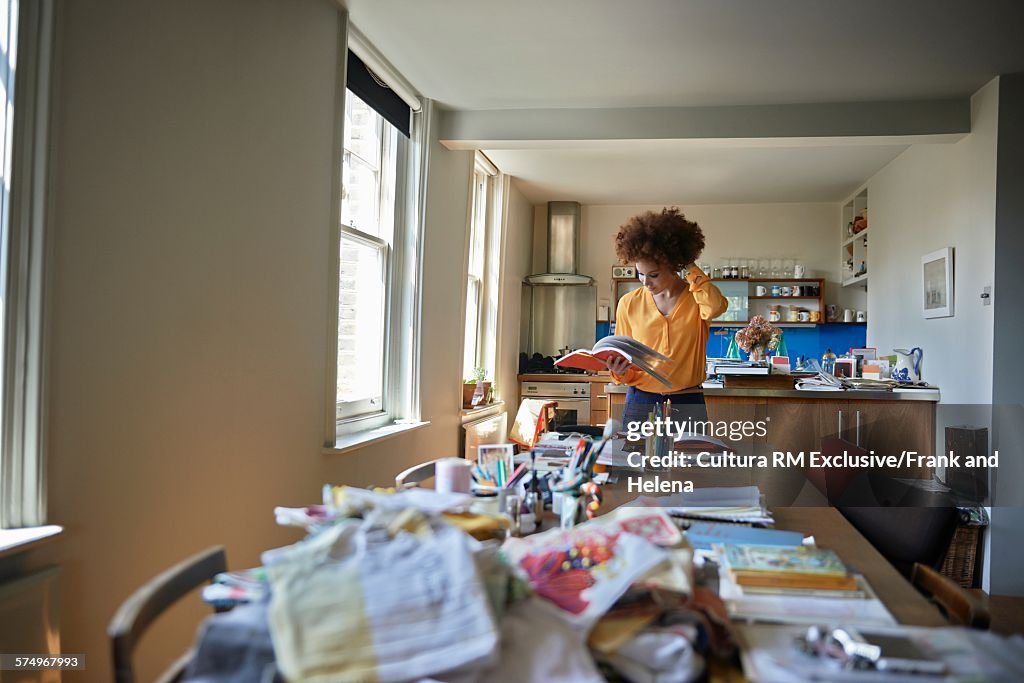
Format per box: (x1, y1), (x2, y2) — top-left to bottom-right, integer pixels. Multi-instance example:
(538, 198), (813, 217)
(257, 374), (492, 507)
(735, 315), (781, 362)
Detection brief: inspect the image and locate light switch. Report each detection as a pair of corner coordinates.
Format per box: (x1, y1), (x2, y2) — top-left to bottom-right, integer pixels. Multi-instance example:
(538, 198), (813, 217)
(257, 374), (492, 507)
(981, 286), (992, 306)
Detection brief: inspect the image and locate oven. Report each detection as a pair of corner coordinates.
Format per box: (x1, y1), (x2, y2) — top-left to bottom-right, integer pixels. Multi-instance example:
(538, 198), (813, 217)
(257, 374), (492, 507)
(520, 381), (591, 429)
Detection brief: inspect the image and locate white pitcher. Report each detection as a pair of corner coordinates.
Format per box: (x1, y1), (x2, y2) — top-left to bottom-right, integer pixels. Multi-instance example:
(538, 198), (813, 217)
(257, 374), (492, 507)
(892, 348), (922, 382)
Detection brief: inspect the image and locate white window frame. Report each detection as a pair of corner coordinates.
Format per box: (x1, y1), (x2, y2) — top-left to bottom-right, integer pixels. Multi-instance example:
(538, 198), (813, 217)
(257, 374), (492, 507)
(0, 0), (55, 529)
(325, 25), (426, 446)
(462, 152), (502, 386)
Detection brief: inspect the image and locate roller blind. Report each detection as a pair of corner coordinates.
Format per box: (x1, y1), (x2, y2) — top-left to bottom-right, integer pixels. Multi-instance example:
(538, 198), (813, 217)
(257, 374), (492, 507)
(347, 49), (410, 137)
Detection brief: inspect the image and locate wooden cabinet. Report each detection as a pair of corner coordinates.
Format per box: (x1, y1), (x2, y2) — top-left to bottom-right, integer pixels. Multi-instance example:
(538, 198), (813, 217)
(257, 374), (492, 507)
(591, 382), (609, 426)
(710, 278), (826, 326)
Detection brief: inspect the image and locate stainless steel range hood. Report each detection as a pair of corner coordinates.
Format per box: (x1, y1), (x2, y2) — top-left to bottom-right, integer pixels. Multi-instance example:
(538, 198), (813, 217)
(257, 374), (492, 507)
(522, 201), (596, 356)
(524, 201), (594, 285)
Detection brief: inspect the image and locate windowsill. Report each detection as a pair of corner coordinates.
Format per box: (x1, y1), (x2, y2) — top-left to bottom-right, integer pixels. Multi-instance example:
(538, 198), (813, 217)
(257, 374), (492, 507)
(0, 525), (63, 560)
(323, 420), (430, 455)
(461, 400), (505, 421)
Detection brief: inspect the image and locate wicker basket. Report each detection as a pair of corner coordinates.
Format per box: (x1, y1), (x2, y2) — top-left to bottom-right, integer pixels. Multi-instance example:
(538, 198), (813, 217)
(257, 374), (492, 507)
(941, 525), (981, 588)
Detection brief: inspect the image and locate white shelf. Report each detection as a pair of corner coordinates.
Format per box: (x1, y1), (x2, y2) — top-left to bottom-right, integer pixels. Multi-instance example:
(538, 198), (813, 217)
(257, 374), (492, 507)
(842, 229), (868, 247)
(843, 273), (868, 287)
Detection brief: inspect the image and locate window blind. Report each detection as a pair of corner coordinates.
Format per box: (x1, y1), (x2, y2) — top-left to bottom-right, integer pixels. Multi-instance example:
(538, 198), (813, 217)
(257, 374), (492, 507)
(347, 49), (410, 137)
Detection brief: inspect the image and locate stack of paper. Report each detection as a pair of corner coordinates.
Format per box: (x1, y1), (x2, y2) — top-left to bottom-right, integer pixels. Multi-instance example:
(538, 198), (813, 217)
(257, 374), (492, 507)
(632, 486), (774, 524)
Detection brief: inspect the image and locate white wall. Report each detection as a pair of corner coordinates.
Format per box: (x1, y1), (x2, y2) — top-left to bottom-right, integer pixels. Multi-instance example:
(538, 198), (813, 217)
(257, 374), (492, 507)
(16, 2), (473, 681)
(532, 202), (865, 318)
(865, 79), (998, 404)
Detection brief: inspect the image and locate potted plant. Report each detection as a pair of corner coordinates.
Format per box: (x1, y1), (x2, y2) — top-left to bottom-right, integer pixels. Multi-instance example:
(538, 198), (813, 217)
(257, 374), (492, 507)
(462, 367), (492, 408)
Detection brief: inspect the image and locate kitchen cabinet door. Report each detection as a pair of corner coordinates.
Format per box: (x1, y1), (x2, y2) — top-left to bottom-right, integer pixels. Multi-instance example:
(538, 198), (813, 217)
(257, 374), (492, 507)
(847, 400), (935, 478)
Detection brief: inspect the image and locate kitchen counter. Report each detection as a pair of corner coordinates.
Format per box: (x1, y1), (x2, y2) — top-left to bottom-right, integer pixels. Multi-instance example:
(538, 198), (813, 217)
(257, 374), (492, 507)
(704, 386), (941, 401)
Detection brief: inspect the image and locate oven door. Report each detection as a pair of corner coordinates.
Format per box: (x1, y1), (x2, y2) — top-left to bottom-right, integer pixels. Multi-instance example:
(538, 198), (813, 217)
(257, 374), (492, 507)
(547, 397), (591, 429)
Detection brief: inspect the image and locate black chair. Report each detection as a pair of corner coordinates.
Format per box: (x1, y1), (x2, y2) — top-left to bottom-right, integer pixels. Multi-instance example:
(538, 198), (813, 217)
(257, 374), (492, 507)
(108, 546), (227, 683)
(837, 475), (959, 578)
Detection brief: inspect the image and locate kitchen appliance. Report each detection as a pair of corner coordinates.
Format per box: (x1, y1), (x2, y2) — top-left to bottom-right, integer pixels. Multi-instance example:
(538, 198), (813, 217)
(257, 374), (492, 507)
(523, 202), (597, 357)
(520, 381), (591, 428)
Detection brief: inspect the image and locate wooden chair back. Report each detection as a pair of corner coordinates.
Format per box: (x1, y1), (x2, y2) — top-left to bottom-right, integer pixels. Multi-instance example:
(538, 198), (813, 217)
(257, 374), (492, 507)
(911, 562), (991, 629)
(108, 546), (227, 683)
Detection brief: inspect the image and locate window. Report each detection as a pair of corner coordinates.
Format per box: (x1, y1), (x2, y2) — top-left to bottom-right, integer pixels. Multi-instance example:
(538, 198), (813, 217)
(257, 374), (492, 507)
(462, 153), (503, 385)
(336, 90), (400, 422)
(0, 0), (55, 529)
(330, 42), (427, 443)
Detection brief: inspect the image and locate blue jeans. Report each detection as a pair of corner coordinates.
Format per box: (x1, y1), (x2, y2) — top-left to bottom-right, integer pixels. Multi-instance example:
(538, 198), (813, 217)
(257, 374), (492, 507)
(622, 386), (707, 429)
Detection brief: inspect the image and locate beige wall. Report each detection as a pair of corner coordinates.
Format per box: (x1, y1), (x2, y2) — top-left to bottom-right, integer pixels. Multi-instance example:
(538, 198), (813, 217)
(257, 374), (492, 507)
(533, 202), (865, 318)
(494, 181), (533, 406)
(865, 78), (998, 404)
(10, 1), (472, 681)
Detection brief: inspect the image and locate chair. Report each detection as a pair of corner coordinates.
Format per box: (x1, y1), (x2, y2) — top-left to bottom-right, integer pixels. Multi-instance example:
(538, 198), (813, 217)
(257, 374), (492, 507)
(108, 546), (227, 683)
(911, 562), (991, 629)
(509, 399), (558, 448)
(395, 459), (441, 488)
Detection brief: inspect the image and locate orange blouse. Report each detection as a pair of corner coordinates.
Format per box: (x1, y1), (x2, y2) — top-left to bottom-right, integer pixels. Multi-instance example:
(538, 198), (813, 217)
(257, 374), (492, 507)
(611, 265), (727, 393)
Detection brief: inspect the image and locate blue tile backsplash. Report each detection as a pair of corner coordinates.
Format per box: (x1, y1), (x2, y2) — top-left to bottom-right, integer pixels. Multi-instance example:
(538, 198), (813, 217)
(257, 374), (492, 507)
(706, 324), (867, 364)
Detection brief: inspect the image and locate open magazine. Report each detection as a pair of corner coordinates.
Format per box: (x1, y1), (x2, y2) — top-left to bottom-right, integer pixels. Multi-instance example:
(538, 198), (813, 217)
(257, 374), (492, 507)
(554, 335), (674, 388)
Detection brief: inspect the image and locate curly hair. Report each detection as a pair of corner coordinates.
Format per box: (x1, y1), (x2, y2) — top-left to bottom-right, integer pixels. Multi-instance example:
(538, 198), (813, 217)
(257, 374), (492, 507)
(614, 207), (705, 269)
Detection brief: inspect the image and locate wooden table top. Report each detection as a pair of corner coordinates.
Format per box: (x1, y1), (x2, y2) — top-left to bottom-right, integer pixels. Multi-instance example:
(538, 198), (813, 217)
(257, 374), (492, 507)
(597, 475), (946, 627)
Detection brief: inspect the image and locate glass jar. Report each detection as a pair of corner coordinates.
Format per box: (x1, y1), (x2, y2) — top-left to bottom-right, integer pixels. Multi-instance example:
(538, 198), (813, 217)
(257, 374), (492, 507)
(821, 348), (837, 375)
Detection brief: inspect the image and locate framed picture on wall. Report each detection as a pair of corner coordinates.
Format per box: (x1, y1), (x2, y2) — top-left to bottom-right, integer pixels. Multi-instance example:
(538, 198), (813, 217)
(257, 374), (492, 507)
(922, 247), (954, 318)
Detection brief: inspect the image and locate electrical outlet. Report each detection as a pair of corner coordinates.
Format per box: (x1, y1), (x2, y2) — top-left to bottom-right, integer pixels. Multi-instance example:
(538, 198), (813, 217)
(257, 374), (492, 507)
(981, 285), (992, 306)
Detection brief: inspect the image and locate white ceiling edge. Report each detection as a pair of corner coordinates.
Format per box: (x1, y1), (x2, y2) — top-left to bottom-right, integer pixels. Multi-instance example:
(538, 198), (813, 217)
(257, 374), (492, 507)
(443, 134), (965, 152)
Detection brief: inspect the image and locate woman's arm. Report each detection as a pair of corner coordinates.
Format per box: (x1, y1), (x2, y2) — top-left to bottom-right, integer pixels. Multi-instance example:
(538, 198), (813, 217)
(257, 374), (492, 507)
(684, 264), (728, 320)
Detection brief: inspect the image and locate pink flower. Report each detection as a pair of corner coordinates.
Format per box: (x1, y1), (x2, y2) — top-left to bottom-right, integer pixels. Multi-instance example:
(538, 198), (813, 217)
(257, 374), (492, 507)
(736, 315), (781, 352)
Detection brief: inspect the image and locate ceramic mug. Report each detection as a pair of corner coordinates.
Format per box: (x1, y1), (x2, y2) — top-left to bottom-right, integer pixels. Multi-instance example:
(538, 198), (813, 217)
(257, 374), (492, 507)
(791, 285), (802, 296)
(856, 310), (866, 322)
(794, 264), (806, 279)
(798, 310), (810, 322)
(768, 309), (781, 322)
(827, 304), (838, 321)
(771, 285), (781, 296)
(780, 286), (792, 296)
(843, 309), (855, 323)
(809, 310), (821, 322)
(787, 308), (800, 322)
(755, 285), (767, 296)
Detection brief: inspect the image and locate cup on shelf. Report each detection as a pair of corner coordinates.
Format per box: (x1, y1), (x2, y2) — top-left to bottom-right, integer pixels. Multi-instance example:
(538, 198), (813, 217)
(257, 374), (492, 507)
(843, 309), (855, 323)
(827, 304), (838, 322)
(809, 310), (821, 322)
(771, 285), (781, 296)
(856, 310), (866, 323)
(794, 264), (805, 279)
(780, 286), (792, 296)
(768, 309), (781, 322)
(798, 310), (810, 322)
(787, 308), (800, 322)
(755, 285), (767, 296)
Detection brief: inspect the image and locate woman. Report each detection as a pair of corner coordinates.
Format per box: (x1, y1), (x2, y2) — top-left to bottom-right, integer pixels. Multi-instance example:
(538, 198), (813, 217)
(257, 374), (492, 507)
(606, 207), (727, 427)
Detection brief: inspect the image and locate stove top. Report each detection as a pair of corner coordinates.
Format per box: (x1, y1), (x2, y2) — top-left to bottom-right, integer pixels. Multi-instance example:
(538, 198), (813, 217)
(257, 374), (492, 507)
(519, 353), (590, 375)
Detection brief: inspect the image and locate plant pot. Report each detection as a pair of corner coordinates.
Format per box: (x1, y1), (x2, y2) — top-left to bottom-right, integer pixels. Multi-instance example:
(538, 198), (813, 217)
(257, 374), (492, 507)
(463, 382), (492, 409)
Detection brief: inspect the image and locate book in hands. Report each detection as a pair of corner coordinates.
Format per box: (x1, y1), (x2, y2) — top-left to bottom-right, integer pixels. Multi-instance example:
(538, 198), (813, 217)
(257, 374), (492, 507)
(554, 335), (674, 388)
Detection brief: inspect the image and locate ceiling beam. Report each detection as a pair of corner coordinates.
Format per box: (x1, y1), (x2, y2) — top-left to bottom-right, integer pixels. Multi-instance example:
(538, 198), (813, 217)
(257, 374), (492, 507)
(439, 99), (970, 150)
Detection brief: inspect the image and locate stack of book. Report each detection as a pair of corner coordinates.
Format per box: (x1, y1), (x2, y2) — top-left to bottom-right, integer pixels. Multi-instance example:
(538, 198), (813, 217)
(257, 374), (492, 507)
(635, 486), (774, 524)
(720, 544), (862, 598)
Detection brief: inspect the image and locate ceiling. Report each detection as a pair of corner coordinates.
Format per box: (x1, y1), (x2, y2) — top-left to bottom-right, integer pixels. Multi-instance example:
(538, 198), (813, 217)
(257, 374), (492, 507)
(344, 0), (1024, 204)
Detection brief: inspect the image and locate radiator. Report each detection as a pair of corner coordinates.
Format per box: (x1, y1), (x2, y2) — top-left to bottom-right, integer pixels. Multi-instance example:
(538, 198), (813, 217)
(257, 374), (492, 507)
(462, 411), (508, 461)
(0, 566), (61, 683)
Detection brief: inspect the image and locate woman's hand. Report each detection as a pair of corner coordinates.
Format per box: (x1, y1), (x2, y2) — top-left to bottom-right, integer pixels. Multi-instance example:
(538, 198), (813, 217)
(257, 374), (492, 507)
(605, 353), (631, 376)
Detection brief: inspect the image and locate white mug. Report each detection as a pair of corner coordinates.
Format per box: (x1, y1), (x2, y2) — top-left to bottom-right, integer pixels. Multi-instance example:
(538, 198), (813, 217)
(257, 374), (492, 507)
(794, 264), (805, 279)
(780, 286), (792, 296)
(856, 310), (866, 322)
(798, 310), (810, 322)
(843, 309), (855, 323)
(755, 285), (767, 296)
